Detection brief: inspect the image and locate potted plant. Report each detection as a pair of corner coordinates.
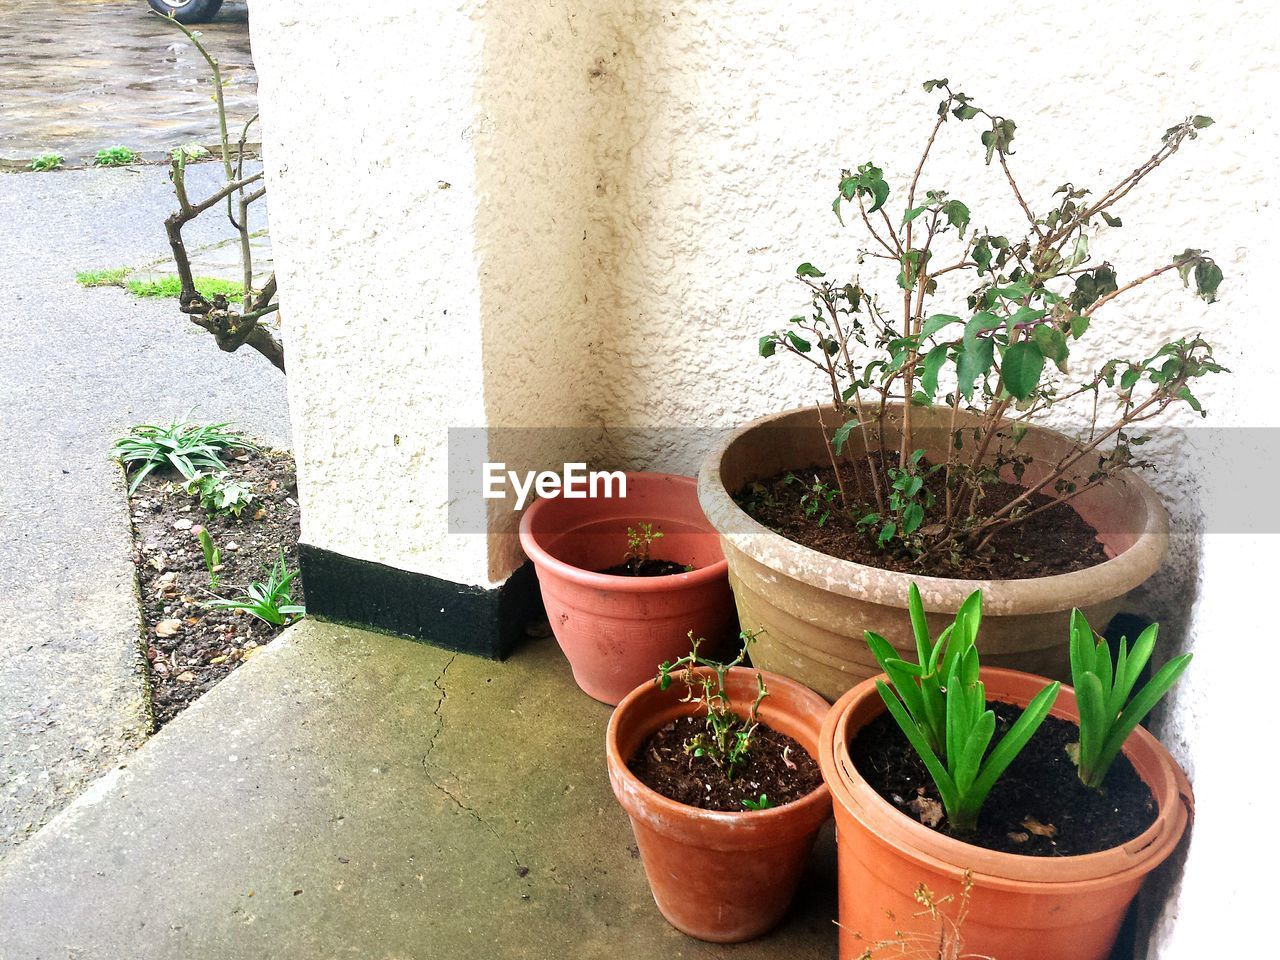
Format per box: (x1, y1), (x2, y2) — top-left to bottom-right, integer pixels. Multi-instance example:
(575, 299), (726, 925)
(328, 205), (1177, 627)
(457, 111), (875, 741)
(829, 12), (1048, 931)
(519, 472), (736, 704)
(818, 586), (1193, 960)
(605, 636), (833, 942)
(698, 79), (1226, 699)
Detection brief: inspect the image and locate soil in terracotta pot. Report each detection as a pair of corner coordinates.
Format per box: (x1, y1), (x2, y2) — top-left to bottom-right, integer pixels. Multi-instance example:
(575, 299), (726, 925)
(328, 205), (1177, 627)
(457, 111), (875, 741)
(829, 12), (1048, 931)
(850, 702), (1157, 856)
(597, 558), (693, 577)
(629, 716), (822, 811)
(735, 455), (1109, 579)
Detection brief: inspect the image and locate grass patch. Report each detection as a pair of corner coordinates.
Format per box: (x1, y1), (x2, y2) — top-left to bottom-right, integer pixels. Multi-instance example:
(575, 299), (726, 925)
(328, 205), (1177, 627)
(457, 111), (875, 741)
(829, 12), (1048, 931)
(127, 276), (244, 299)
(76, 269), (244, 300)
(76, 268), (130, 288)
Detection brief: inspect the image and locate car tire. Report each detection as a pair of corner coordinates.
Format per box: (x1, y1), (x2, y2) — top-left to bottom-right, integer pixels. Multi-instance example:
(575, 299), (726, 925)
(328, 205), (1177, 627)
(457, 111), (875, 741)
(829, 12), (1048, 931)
(147, 0), (225, 24)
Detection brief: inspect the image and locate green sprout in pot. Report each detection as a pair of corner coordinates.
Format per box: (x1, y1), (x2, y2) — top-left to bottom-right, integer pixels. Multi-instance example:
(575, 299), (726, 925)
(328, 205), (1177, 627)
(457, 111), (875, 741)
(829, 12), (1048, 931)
(1067, 610), (1192, 789)
(656, 633), (766, 780)
(866, 586), (1060, 833)
(624, 522), (663, 570)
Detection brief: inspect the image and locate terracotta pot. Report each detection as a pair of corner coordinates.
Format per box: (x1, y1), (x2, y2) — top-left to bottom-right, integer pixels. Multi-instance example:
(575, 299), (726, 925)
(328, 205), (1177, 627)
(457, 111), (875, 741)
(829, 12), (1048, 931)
(819, 666), (1192, 960)
(697, 403), (1169, 701)
(606, 666), (834, 942)
(519, 472), (736, 705)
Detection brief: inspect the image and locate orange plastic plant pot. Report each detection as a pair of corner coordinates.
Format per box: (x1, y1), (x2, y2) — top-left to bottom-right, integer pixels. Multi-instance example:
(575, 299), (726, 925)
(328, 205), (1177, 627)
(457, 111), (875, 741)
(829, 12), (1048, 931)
(606, 667), (833, 942)
(520, 472), (736, 705)
(818, 667), (1192, 960)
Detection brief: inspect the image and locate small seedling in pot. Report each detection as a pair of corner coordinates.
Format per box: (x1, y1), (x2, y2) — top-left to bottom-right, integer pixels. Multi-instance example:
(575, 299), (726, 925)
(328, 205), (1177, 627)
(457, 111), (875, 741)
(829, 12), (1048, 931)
(193, 525), (223, 590)
(1067, 610), (1192, 789)
(625, 522), (663, 570)
(868, 586), (1060, 832)
(657, 632), (766, 779)
(741, 794), (774, 811)
(786, 472), (839, 526)
(185, 471), (255, 518)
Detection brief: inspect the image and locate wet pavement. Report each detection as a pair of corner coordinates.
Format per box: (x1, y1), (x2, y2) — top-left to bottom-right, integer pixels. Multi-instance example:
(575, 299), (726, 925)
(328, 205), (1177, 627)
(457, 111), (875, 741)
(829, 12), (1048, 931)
(0, 161), (287, 859)
(0, 0), (255, 165)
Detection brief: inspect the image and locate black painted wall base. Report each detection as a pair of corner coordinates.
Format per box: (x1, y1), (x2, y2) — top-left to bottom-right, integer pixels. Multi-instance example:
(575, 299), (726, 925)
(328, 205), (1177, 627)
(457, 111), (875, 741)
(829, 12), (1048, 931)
(297, 543), (540, 660)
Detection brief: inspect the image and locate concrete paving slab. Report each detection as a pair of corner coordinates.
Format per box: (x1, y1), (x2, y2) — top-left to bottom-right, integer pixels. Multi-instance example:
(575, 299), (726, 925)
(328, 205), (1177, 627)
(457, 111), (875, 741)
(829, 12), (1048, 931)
(0, 621), (839, 959)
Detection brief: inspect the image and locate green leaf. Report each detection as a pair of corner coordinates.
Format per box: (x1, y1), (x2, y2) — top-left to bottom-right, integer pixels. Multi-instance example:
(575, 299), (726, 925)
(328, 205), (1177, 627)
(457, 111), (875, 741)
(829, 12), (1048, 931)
(865, 631), (900, 674)
(943, 199), (970, 233)
(920, 314), (962, 339)
(980, 118), (1017, 166)
(758, 335), (777, 357)
(877, 681), (958, 809)
(973, 238), (992, 271)
(1001, 341), (1045, 400)
(1194, 260), (1223, 304)
(796, 262), (825, 278)
(865, 176), (890, 214)
(786, 331), (811, 353)
(1089, 654), (1192, 788)
(1032, 325), (1069, 366)
(1101, 211), (1123, 228)
(969, 681), (1059, 802)
(956, 338), (995, 400)
(831, 419), (860, 455)
(920, 343), (949, 398)
(1074, 671), (1108, 778)
(903, 205), (929, 225)
(1191, 115), (1214, 129)
(907, 583), (932, 669)
(992, 277), (1033, 301)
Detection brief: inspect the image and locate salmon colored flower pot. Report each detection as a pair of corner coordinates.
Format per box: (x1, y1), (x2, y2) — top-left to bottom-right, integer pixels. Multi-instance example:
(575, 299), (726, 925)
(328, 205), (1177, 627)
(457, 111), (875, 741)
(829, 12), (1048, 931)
(606, 667), (834, 942)
(818, 666), (1193, 960)
(519, 472), (736, 705)
(698, 404), (1169, 701)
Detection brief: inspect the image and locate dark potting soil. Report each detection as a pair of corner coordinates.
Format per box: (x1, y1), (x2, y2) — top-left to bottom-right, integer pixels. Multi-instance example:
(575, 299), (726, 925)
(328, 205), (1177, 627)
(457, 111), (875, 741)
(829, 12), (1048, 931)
(736, 455), (1109, 579)
(127, 449), (302, 728)
(849, 702), (1157, 856)
(597, 558), (693, 577)
(628, 715), (823, 812)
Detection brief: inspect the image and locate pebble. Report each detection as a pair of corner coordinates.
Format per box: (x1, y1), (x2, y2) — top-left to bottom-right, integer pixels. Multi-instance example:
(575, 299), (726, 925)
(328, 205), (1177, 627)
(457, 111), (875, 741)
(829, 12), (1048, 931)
(172, 518), (193, 531)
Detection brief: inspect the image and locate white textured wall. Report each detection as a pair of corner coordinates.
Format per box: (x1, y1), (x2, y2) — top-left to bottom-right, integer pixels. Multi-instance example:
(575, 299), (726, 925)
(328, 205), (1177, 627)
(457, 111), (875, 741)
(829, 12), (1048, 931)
(252, 2), (1278, 954)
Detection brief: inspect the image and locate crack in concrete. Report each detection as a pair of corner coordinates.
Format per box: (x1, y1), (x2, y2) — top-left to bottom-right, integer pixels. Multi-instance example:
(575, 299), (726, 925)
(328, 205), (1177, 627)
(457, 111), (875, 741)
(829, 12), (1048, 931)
(420, 654), (567, 891)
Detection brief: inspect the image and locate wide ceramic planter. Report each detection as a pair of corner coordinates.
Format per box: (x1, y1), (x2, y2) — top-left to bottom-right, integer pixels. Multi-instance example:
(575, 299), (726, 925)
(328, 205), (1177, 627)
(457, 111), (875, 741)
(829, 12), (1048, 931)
(606, 666), (834, 942)
(698, 403), (1169, 701)
(519, 472), (736, 705)
(819, 667), (1192, 960)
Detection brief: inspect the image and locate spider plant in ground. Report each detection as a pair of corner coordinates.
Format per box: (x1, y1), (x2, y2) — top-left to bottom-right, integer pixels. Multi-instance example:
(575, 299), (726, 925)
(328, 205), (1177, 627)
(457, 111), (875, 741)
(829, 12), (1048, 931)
(206, 551), (304, 627)
(114, 419), (256, 494)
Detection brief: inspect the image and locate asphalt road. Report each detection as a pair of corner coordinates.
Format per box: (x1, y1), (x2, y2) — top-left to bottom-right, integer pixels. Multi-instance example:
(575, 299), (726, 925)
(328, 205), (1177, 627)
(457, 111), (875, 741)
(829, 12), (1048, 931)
(0, 159), (289, 855)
